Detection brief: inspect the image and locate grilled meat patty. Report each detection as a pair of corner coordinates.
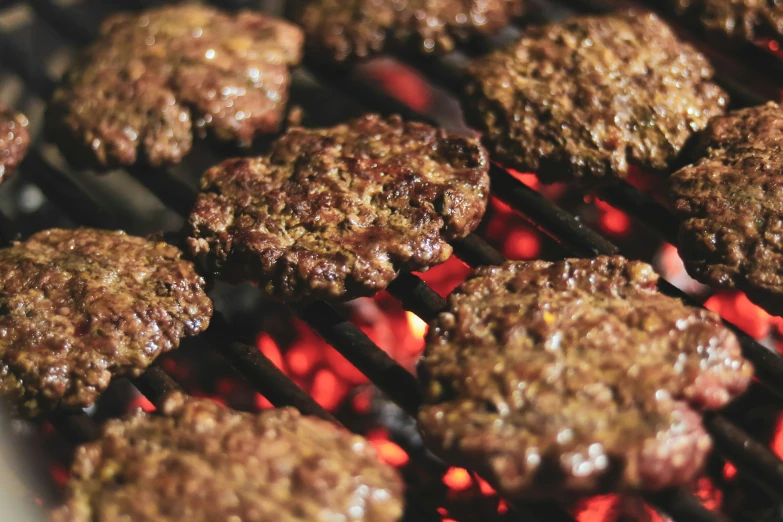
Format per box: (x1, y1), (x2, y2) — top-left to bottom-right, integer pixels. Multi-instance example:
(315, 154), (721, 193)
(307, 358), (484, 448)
(670, 102), (783, 316)
(670, 0), (783, 43)
(462, 12), (727, 184)
(52, 393), (404, 522)
(47, 5), (303, 169)
(0, 229), (212, 418)
(417, 256), (752, 499)
(294, 0), (526, 64)
(187, 114), (490, 302)
(0, 107), (29, 184)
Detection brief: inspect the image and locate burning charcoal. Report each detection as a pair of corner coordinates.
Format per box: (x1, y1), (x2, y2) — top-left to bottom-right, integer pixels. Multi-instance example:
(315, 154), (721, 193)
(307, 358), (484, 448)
(417, 256), (753, 500)
(187, 114), (490, 302)
(47, 4), (303, 169)
(52, 394), (404, 522)
(0, 228), (212, 418)
(670, 102), (783, 317)
(462, 12), (727, 184)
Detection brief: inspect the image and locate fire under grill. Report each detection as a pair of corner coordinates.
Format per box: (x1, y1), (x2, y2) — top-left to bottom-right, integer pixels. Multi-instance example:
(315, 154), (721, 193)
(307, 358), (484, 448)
(2, 0), (783, 521)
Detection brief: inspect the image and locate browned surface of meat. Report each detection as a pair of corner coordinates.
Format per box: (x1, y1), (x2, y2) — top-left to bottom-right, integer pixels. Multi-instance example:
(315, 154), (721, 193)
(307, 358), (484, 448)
(670, 102), (783, 316)
(47, 5), (303, 169)
(0, 107), (29, 184)
(670, 0), (783, 43)
(52, 394), (404, 522)
(294, 0), (526, 63)
(462, 12), (727, 184)
(0, 229), (212, 418)
(418, 256), (752, 499)
(187, 114), (490, 302)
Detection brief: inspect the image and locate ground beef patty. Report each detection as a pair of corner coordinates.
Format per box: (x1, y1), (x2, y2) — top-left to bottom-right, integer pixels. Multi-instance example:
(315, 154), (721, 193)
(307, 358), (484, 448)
(187, 114), (490, 302)
(52, 393), (404, 522)
(0, 229), (212, 418)
(294, 0), (526, 63)
(47, 5), (303, 169)
(670, 102), (783, 316)
(670, 0), (783, 43)
(0, 107), (29, 185)
(417, 256), (752, 499)
(462, 12), (727, 184)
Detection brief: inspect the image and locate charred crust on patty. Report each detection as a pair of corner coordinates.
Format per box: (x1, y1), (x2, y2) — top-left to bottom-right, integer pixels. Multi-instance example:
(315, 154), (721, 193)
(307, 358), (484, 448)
(417, 256), (752, 499)
(293, 0), (526, 64)
(0, 228), (212, 418)
(52, 394), (404, 522)
(670, 102), (783, 316)
(462, 11), (727, 184)
(187, 114), (490, 302)
(47, 5), (303, 169)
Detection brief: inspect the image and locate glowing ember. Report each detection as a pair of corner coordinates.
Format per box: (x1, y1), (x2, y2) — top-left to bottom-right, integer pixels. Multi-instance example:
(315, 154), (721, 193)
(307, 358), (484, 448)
(127, 395), (155, 413)
(723, 462), (737, 480)
(311, 368), (348, 411)
(362, 59), (433, 112)
(574, 495), (666, 522)
(704, 291), (772, 340)
(257, 332), (285, 371)
(504, 227), (541, 259)
(367, 430), (409, 467)
(594, 199), (632, 236)
(771, 414), (783, 460)
(443, 467), (472, 491)
(694, 477), (723, 512)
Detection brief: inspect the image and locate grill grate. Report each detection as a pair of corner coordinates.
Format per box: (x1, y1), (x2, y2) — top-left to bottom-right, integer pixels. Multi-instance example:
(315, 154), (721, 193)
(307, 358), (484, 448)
(1, 1), (782, 521)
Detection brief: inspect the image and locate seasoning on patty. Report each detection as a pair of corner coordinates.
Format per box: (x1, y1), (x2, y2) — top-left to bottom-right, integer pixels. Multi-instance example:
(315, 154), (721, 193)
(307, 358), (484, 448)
(0, 228), (212, 418)
(670, 102), (783, 316)
(670, 0), (783, 43)
(47, 5), (303, 169)
(462, 11), (727, 184)
(294, 0), (526, 64)
(52, 393), (404, 522)
(187, 114), (490, 302)
(417, 256), (752, 499)
(0, 107), (29, 185)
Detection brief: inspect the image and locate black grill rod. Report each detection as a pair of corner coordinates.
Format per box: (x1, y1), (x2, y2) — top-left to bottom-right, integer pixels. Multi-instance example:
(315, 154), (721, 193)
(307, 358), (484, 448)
(206, 312), (338, 423)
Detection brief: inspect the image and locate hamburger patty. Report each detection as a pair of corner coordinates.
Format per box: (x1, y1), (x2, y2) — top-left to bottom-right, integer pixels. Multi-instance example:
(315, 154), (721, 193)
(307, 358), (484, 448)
(294, 0), (526, 63)
(187, 114), (490, 302)
(52, 394), (404, 522)
(0, 228), (212, 418)
(670, 102), (783, 316)
(47, 5), (303, 169)
(669, 0), (783, 43)
(0, 106), (29, 184)
(417, 256), (752, 499)
(462, 12), (727, 184)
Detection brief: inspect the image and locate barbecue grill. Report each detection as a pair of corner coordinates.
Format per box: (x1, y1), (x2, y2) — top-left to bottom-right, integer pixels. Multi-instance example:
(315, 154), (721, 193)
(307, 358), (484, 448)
(2, 0), (783, 520)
